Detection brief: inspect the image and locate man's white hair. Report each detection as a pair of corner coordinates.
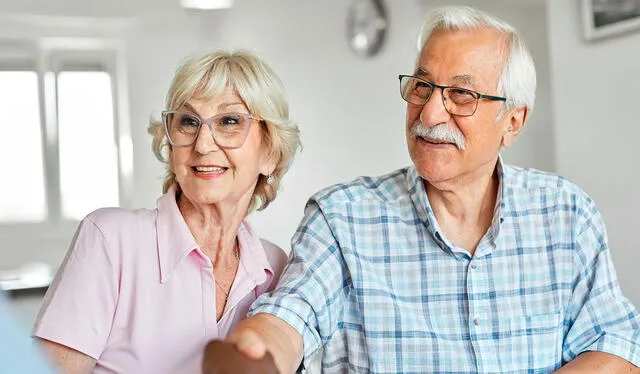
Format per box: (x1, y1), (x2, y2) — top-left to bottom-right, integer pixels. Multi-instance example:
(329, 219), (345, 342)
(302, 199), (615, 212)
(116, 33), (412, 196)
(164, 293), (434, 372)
(417, 6), (536, 113)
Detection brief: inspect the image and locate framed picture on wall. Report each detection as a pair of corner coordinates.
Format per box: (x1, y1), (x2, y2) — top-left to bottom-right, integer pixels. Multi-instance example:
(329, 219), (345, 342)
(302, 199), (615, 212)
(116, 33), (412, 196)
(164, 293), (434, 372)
(582, 0), (640, 41)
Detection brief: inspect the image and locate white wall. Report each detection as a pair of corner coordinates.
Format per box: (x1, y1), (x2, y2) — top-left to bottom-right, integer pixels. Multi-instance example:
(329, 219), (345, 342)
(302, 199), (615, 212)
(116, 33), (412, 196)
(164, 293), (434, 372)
(547, 0), (640, 307)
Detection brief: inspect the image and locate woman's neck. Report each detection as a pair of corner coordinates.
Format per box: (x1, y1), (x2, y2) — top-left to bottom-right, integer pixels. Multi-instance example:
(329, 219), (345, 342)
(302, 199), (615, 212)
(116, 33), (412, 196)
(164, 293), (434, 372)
(176, 190), (247, 264)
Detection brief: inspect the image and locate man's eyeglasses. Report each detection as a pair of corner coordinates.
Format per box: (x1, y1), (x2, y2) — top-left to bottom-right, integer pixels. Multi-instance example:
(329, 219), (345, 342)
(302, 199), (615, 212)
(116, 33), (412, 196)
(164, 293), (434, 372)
(162, 111), (259, 149)
(398, 75), (506, 117)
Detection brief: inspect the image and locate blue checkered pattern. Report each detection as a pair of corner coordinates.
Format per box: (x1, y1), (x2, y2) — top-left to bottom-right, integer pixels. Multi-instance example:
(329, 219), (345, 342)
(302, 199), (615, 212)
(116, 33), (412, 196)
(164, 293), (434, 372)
(250, 160), (640, 373)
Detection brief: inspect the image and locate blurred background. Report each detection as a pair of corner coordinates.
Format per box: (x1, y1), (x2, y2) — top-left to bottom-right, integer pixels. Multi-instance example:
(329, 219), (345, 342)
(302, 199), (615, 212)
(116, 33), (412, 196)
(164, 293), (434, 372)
(0, 0), (638, 332)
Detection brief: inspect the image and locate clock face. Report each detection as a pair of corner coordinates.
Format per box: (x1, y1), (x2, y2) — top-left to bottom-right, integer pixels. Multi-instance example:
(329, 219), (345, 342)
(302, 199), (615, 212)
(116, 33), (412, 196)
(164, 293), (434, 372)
(347, 0), (388, 58)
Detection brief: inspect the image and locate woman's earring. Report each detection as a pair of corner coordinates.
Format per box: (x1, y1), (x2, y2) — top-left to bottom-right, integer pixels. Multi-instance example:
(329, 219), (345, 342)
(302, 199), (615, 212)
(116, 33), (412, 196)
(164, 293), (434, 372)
(266, 175), (275, 185)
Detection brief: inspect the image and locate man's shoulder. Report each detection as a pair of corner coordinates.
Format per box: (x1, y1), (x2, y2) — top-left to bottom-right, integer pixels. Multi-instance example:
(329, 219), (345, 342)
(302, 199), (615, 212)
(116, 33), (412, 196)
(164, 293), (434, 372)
(506, 164), (581, 191)
(311, 167), (411, 206)
(503, 164), (596, 210)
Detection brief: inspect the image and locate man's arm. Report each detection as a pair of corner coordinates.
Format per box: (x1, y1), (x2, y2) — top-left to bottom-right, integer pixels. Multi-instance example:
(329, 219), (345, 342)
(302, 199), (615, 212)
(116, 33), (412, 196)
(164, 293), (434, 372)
(561, 201), (640, 369)
(555, 351), (639, 373)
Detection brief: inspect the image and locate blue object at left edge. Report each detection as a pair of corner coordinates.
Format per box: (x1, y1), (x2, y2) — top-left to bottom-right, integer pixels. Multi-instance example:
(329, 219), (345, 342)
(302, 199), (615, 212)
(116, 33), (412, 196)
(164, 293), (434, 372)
(0, 292), (56, 374)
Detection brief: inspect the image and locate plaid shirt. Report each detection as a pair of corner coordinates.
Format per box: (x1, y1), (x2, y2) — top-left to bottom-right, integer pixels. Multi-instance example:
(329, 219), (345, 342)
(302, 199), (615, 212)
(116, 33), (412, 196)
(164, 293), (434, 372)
(250, 160), (640, 373)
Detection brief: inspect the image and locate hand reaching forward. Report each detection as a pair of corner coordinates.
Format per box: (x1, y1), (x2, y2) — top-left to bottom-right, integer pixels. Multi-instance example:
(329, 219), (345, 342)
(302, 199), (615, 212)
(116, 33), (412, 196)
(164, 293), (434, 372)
(202, 314), (304, 374)
(201, 339), (278, 374)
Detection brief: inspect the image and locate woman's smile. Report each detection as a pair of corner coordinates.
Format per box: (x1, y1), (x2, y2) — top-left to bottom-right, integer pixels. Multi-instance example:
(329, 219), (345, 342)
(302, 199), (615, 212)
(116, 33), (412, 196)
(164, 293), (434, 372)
(191, 165), (229, 179)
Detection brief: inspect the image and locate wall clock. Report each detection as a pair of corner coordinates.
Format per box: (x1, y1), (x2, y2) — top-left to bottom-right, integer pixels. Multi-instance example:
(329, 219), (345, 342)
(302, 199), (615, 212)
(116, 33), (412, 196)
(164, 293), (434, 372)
(347, 0), (388, 58)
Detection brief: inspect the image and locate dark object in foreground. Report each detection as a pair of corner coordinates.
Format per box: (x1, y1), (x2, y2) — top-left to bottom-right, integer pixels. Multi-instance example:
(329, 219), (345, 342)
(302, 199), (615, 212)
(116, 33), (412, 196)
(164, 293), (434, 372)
(202, 340), (279, 374)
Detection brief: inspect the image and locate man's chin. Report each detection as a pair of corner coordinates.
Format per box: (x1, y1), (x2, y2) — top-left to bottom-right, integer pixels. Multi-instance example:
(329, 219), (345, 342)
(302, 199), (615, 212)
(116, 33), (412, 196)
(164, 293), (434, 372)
(411, 156), (462, 183)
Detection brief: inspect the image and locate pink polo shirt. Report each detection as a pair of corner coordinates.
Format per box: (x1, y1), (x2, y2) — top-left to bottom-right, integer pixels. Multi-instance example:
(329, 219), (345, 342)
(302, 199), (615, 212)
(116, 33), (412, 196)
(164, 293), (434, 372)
(33, 186), (288, 373)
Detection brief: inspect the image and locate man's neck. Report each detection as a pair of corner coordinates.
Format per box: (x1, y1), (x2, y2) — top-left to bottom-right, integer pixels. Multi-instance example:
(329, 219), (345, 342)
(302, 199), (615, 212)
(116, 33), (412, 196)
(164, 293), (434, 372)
(425, 159), (500, 254)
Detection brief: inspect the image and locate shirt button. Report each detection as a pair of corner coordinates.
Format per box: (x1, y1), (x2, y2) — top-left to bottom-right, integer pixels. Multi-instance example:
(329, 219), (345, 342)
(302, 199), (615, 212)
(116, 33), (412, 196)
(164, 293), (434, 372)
(473, 317), (480, 326)
(470, 264), (478, 270)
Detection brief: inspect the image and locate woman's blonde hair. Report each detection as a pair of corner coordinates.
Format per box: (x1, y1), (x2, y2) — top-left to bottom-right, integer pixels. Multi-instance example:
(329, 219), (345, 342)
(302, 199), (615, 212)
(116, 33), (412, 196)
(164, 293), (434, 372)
(148, 49), (301, 212)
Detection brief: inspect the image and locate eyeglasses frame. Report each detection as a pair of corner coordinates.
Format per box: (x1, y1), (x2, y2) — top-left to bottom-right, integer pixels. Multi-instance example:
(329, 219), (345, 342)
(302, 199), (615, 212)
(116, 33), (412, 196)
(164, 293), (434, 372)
(398, 74), (506, 117)
(161, 110), (262, 149)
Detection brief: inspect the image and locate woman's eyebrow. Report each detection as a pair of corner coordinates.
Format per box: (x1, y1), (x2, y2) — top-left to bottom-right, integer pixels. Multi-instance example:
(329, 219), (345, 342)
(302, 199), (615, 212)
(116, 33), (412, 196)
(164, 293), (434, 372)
(183, 102), (199, 114)
(217, 101), (245, 111)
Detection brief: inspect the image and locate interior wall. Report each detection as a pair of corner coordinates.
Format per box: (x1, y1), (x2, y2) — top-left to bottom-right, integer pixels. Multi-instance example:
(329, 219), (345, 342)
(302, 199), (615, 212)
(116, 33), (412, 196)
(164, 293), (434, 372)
(547, 0), (640, 307)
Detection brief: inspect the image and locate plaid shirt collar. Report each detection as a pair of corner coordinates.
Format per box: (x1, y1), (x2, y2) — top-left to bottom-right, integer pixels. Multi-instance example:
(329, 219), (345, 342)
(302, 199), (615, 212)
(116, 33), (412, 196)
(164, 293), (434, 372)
(406, 156), (506, 257)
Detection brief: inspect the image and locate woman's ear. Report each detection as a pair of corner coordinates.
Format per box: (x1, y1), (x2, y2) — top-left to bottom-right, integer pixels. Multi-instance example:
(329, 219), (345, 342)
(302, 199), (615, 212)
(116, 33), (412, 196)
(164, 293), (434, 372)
(259, 132), (278, 176)
(260, 153), (278, 177)
(502, 107), (528, 148)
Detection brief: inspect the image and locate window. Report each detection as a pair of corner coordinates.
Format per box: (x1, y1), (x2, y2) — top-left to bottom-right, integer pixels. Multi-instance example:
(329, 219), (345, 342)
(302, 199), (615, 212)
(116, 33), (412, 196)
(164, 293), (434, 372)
(0, 20), (133, 291)
(58, 70), (120, 220)
(0, 40), (131, 225)
(0, 70), (47, 222)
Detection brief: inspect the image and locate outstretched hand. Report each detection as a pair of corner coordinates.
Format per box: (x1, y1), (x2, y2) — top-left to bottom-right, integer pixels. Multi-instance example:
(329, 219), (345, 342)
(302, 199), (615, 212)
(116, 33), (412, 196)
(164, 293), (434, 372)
(202, 340), (278, 374)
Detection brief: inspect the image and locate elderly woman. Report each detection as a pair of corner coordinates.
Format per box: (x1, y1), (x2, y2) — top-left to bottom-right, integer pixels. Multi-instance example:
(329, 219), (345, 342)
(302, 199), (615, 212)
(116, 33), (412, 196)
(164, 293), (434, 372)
(32, 50), (301, 374)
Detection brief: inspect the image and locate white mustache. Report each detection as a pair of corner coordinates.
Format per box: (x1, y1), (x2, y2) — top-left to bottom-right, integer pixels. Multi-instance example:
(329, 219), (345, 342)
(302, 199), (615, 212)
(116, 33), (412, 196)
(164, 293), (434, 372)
(411, 122), (466, 150)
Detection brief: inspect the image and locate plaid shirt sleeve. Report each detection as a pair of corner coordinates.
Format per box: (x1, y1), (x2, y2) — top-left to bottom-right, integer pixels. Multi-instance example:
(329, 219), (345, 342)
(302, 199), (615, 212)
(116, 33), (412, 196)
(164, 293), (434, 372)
(562, 199), (640, 366)
(249, 198), (350, 362)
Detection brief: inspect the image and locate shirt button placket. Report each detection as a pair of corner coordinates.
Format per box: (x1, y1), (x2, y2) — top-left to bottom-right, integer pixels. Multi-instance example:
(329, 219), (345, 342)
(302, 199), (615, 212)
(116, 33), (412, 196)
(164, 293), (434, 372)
(201, 261), (218, 338)
(467, 259), (485, 372)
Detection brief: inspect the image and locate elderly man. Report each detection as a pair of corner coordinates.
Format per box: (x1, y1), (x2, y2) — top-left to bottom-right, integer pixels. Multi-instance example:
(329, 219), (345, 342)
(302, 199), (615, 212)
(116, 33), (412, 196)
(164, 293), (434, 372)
(203, 5), (640, 374)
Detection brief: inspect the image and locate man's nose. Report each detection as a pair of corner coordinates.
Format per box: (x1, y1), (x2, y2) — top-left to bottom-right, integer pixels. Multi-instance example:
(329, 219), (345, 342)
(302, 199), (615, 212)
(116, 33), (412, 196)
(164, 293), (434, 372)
(419, 88), (451, 127)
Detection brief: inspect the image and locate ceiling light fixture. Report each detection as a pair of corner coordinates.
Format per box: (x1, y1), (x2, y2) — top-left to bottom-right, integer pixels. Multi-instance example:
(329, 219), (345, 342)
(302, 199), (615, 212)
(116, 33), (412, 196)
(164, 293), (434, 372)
(180, 0), (233, 10)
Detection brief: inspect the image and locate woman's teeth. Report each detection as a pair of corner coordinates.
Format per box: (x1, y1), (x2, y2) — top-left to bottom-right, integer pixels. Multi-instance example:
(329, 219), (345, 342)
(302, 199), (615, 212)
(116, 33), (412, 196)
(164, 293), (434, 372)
(194, 166), (225, 173)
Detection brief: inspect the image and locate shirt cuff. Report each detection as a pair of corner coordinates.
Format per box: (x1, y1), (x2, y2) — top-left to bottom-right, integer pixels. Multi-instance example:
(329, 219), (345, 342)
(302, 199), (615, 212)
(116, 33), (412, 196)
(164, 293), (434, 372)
(249, 299), (322, 364)
(32, 328), (102, 361)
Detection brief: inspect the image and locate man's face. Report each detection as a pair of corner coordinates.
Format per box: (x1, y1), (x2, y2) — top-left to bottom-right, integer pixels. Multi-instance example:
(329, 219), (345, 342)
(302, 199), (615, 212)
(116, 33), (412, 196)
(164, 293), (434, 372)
(406, 28), (518, 185)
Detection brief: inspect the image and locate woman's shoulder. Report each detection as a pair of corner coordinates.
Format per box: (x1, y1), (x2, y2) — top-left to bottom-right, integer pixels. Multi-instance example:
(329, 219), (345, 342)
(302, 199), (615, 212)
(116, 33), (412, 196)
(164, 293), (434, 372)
(59, 206), (161, 277)
(83, 207), (157, 233)
(74, 207), (159, 259)
(259, 239), (288, 279)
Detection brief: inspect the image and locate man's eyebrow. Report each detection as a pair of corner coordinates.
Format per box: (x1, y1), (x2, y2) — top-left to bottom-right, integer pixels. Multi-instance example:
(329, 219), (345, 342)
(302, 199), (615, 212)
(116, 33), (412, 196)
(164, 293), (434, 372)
(452, 74), (475, 86)
(415, 67), (429, 77)
(414, 69), (475, 87)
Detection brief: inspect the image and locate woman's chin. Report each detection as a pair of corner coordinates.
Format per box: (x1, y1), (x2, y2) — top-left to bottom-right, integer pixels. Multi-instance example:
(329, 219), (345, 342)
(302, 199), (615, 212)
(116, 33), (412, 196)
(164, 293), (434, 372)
(180, 188), (227, 206)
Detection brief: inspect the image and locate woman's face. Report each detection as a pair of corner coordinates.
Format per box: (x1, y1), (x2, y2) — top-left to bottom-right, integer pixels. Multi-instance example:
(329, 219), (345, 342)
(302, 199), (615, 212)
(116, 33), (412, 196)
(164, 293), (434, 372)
(169, 89), (273, 210)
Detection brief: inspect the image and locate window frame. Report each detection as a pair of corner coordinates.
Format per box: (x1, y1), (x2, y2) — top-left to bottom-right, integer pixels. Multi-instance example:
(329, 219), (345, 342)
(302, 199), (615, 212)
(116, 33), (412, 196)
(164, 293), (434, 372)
(0, 38), (133, 236)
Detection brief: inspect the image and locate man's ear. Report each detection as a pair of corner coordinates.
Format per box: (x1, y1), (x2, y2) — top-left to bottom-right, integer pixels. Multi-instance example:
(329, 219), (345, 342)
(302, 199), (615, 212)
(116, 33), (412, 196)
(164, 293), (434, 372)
(502, 107), (528, 148)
